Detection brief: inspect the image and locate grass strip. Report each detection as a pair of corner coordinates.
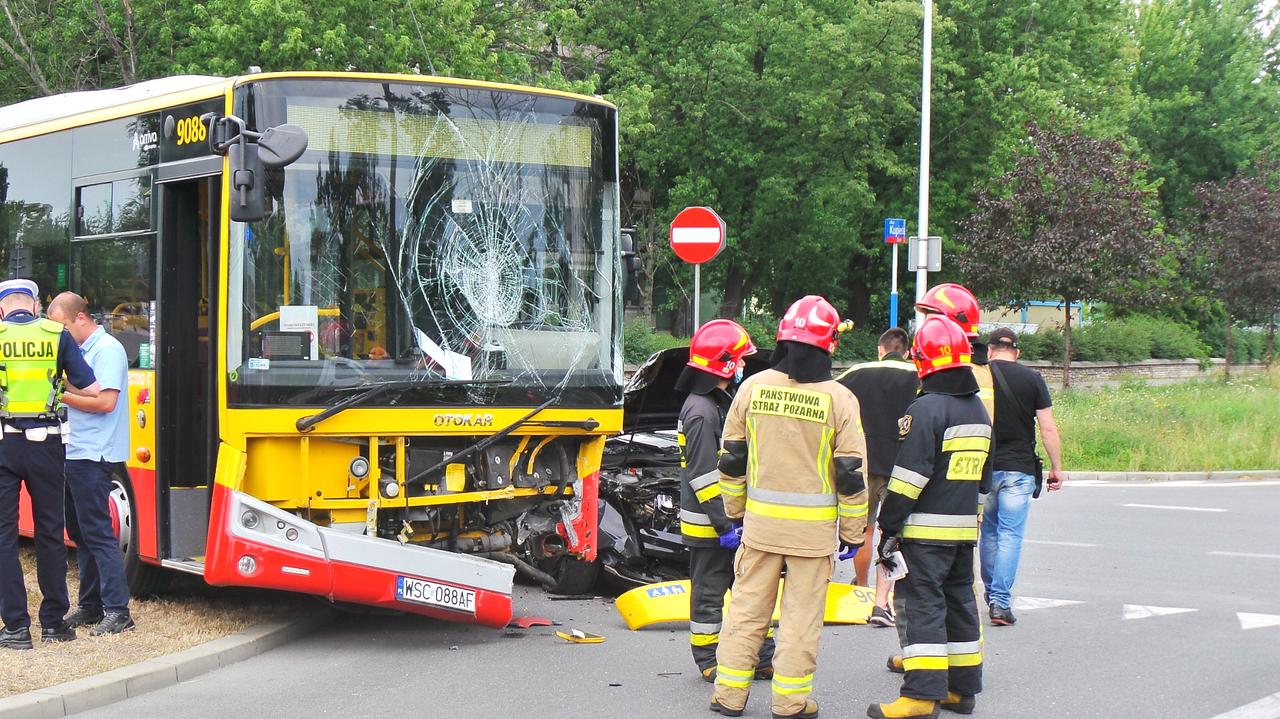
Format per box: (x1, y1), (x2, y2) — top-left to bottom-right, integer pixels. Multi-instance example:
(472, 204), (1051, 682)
(1051, 368), (1280, 472)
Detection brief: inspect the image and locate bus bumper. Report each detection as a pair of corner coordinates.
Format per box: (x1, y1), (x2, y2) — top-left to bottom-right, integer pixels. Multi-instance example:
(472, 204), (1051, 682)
(205, 484), (516, 628)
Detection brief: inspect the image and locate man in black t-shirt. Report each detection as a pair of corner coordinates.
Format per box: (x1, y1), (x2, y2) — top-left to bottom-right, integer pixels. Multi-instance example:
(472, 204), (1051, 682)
(979, 328), (1064, 627)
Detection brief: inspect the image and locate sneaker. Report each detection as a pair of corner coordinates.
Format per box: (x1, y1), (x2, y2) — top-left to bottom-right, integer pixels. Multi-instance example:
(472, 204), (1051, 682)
(989, 604), (1016, 626)
(40, 621), (76, 643)
(64, 606), (105, 628)
(90, 611), (136, 636)
(868, 605), (896, 628)
(0, 626), (33, 650)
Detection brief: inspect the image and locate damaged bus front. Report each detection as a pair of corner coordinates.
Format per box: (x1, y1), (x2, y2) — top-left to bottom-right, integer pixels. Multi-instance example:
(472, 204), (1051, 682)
(204, 75), (623, 627)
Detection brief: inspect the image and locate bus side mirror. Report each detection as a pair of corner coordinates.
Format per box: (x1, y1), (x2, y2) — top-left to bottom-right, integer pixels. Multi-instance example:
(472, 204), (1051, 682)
(204, 114), (309, 222)
(228, 141), (265, 222)
(257, 124), (308, 168)
(620, 228), (641, 305)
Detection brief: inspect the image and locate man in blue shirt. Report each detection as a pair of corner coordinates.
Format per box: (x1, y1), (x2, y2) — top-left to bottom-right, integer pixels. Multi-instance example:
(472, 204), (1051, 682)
(48, 292), (136, 636)
(0, 279), (100, 650)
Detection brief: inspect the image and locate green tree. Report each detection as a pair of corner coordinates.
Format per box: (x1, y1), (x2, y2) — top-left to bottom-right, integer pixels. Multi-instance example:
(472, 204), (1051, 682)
(1129, 0), (1280, 222)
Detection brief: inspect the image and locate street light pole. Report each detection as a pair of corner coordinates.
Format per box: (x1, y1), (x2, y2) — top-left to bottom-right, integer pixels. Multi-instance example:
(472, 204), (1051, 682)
(914, 0), (933, 330)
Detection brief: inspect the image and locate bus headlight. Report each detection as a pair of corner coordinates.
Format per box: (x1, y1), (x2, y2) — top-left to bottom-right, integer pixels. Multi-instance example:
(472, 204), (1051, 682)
(381, 480), (399, 498)
(237, 555), (257, 575)
(241, 510), (260, 529)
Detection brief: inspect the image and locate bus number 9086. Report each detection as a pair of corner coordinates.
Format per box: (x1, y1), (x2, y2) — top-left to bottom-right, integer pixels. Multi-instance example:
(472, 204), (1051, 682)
(174, 115), (208, 146)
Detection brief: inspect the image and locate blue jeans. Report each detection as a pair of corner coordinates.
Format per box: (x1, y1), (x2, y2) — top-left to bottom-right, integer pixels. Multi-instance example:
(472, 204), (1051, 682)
(979, 471), (1036, 609)
(64, 460), (131, 614)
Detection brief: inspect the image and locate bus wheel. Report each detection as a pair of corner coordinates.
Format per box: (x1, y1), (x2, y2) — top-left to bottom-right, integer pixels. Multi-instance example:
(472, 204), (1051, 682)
(109, 469), (169, 596)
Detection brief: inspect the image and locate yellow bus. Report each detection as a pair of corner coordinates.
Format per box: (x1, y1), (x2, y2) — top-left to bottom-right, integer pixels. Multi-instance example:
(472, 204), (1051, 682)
(3, 72), (625, 627)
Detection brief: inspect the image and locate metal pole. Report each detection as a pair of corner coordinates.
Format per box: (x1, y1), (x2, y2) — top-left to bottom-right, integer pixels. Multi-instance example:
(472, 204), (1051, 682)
(889, 243), (900, 328)
(914, 0), (933, 330)
(693, 263), (701, 335)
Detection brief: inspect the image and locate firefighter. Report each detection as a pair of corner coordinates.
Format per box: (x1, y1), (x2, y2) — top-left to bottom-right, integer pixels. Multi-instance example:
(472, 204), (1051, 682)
(711, 295), (868, 719)
(868, 315), (990, 719)
(677, 319), (775, 682)
(915, 283), (992, 421)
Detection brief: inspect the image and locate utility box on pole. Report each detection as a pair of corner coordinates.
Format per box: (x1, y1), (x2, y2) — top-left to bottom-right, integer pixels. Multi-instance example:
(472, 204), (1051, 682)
(908, 236), (942, 272)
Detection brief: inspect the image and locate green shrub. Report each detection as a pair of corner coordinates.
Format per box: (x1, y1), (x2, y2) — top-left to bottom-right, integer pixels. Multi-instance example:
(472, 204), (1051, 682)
(1113, 315), (1210, 360)
(1071, 320), (1150, 362)
(1201, 324), (1268, 363)
(623, 317), (685, 364)
(1012, 328), (1064, 361)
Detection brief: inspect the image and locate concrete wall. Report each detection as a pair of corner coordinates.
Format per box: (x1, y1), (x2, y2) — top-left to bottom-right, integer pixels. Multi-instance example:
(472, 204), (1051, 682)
(1015, 358), (1267, 388)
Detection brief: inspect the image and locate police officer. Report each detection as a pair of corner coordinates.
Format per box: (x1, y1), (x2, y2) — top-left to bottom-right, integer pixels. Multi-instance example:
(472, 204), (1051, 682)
(711, 296), (868, 719)
(0, 279), (101, 650)
(677, 319), (775, 681)
(868, 316), (990, 719)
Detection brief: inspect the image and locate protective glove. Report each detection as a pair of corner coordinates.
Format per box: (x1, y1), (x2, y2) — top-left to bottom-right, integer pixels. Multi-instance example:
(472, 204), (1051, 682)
(837, 541), (861, 561)
(719, 526), (743, 550)
(877, 534), (900, 573)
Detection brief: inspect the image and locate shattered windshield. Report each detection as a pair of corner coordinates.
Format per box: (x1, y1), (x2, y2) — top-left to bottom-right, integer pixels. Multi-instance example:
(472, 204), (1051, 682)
(225, 79), (622, 407)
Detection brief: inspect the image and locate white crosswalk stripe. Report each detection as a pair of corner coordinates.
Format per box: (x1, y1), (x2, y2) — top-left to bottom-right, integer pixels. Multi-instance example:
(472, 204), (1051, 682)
(1012, 596), (1084, 611)
(1237, 613), (1280, 630)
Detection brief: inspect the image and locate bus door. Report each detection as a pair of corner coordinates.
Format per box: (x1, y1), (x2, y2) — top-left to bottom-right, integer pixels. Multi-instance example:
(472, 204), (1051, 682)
(154, 174), (220, 570)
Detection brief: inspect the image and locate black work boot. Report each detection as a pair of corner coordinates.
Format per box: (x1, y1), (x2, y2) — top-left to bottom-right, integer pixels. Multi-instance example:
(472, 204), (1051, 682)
(64, 606), (105, 628)
(0, 626), (33, 650)
(90, 611), (136, 636)
(940, 692), (976, 714)
(40, 621), (76, 643)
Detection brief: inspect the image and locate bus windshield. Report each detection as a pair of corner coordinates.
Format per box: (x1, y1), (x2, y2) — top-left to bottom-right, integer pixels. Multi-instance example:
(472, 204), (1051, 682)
(225, 79), (622, 408)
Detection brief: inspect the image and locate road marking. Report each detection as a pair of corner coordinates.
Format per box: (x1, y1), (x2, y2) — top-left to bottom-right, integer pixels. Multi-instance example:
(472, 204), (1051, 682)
(1013, 597), (1085, 611)
(1208, 690), (1280, 719)
(1208, 551), (1280, 560)
(1237, 613), (1280, 630)
(1024, 539), (1099, 547)
(1123, 503), (1228, 512)
(1123, 604), (1197, 620)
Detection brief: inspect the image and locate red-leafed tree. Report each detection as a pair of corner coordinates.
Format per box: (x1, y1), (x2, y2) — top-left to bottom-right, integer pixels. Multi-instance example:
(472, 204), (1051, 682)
(1191, 160), (1280, 376)
(956, 124), (1168, 386)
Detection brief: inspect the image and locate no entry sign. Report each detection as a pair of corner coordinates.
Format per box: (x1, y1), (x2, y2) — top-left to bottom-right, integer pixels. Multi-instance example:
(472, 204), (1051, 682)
(670, 206), (726, 264)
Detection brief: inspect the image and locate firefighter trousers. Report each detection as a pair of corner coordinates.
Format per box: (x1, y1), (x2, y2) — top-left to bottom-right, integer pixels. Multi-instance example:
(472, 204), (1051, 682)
(893, 542), (983, 700)
(690, 545), (775, 672)
(713, 546), (831, 716)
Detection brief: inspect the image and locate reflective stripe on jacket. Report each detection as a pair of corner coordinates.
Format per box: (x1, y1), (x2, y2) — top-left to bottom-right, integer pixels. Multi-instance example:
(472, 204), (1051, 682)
(0, 319), (64, 419)
(719, 368), (868, 557)
(879, 391), (992, 545)
(679, 390), (734, 547)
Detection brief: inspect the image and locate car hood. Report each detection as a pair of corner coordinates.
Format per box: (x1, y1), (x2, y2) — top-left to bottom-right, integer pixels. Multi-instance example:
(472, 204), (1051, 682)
(621, 346), (772, 433)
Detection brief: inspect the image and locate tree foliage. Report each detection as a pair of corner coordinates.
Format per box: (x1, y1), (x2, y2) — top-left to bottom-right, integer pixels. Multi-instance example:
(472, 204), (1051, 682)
(1191, 159), (1280, 369)
(0, 0), (1279, 352)
(956, 124), (1169, 383)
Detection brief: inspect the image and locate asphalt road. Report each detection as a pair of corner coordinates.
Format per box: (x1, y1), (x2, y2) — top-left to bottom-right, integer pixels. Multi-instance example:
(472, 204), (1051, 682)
(78, 479), (1280, 719)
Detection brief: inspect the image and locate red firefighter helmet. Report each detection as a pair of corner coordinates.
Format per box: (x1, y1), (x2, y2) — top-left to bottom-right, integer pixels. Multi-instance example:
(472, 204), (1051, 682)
(776, 295), (850, 354)
(916, 283), (982, 337)
(911, 315), (973, 378)
(688, 319), (757, 379)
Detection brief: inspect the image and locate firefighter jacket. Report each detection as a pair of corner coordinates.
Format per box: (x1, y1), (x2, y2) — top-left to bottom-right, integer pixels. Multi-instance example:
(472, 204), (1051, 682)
(837, 353), (920, 477)
(717, 368), (868, 557)
(679, 388), (736, 546)
(972, 343), (995, 423)
(878, 370), (992, 545)
(0, 318), (64, 419)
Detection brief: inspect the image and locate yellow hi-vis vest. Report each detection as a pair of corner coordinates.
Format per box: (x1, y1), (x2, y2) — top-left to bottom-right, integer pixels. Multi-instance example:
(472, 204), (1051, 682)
(0, 319), (64, 419)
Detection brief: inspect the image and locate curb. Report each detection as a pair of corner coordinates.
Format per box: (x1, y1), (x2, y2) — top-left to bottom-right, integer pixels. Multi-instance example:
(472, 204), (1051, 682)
(1065, 470), (1280, 482)
(0, 607), (332, 718)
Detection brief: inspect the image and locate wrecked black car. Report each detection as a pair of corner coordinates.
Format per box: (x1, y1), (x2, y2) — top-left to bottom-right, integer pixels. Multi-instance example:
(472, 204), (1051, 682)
(595, 346), (771, 589)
